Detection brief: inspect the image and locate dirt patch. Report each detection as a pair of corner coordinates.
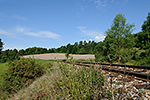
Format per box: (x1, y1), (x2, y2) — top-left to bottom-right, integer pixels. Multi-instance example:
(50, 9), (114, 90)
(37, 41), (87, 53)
(21, 53), (95, 60)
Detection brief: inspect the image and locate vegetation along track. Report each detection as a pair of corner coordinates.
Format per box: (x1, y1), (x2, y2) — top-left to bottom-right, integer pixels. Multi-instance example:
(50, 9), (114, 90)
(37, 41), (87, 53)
(50, 61), (150, 99)
(60, 61), (150, 82)
(58, 61), (150, 82)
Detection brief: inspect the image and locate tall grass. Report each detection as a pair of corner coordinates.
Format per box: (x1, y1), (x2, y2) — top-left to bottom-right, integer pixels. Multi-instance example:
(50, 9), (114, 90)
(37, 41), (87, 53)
(10, 62), (106, 99)
(0, 63), (8, 80)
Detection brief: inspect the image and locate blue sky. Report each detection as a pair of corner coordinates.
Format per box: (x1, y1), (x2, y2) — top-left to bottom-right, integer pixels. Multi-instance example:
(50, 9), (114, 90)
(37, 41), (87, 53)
(0, 0), (150, 50)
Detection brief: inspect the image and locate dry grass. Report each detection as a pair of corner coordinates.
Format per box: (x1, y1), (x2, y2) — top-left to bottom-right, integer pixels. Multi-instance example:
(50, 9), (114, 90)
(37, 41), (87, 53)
(10, 62), (62, 100)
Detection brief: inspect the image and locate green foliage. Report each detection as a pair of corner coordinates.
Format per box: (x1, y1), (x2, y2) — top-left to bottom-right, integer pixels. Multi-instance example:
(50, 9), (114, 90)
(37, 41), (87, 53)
(0, 63), (8, 83)
(24, 47), (48, 55)
(78, 47), (86, 54)
(0, 38), (4, 60)
(135, 32), (150, 49)
(8, 62), (107, 99)
(135, 55), (150, 66)
(94, 42), (107, 62)
(1, 56), (7, 63)
(0, 38), (3, 52)
(95, 13), (135, 64)
(71, 42), (79, 54)
(133, 12), (150, 65)
(65, 51), (70, 59)
(56, 40), (97, 54)
(0, 49), (20, 63)
(0, 58), (53, 98)
(52, 63), (105, 99)
(135, 13), (150, 50)
(134, 48), (150, 65)
(142, 12), (150, 32)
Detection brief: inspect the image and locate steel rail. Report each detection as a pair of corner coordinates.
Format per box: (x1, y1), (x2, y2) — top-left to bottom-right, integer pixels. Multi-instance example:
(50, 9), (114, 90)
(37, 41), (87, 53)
(60, 61), (150, 82)
(74, 62), (150, 69)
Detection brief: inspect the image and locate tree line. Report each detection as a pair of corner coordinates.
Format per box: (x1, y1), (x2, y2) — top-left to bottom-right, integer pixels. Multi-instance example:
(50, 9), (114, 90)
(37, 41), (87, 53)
(0, 41), (97, 63)
(0, 12), (150, 65)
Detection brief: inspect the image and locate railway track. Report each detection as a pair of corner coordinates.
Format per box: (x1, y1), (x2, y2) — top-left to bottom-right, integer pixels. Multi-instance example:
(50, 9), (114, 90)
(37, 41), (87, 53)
(60, 61), (150, 82)
(56, 61), (150, 99)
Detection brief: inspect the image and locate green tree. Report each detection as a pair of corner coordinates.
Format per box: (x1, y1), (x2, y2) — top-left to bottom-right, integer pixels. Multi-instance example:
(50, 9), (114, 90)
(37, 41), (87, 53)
(65, 50), (70, 59)
(66, 43), (73, 53)
(60, 46), (67, 53)
(72, 42), (79, 54)
(79, 41), (83, 49)
(78, 47), (86, 54)
(135, 32), (150, 49)
(106, 14), (135, 63)
(18, 49), (25, 55)
(96, 14), (135, 63)
(142, 12), (150, 32)
(0, 38), (4, 53)
(135, 13), (150, 50)
(94, 42), (107, 62)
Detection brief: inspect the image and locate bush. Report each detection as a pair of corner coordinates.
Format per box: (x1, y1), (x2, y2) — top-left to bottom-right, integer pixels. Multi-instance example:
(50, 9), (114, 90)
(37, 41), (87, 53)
(0, 56), (7, 63)
(135, 55), (141, 61)
(1, 58), (52, 96)
(135, 55), (150, 66)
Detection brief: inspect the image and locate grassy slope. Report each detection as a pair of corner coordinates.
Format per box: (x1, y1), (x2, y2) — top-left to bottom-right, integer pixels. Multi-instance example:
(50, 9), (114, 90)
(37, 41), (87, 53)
(10, 62), (105, 99)
(0, 63), (8, 82)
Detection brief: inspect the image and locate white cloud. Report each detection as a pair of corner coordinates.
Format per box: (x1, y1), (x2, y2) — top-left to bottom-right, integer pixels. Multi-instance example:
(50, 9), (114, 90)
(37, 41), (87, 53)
(77, 26), (103, 37)
(93, 0), (107, 7)
(0, 29), (16, 37)
(82, 40), (88, 43)
(3, 44), (25, 51)
(0, 26), (60, 39)
(77, 26), (98, 37)
(12, 15), (27, 20)
(24, 31), (60, 39)
(89, 39), (92, 42)
(95, 34), (106, 41)
(76, 0), (128, 11)
(76, 0), (88, 11)
(77, 26), (105, 42)
(15, 26), (30, 33)
(15, 26), (60, 39)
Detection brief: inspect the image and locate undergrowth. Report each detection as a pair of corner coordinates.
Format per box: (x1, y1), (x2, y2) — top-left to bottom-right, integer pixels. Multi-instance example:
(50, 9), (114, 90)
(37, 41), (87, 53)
(9, 62), (106, 99)
(0, 58), (53, 99)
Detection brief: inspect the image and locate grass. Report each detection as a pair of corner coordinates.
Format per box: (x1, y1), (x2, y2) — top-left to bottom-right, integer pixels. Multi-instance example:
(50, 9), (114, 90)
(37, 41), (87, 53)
(0, 63), (8, 82)
(9, 62), (106, 100)
(0, 63), (9, 99)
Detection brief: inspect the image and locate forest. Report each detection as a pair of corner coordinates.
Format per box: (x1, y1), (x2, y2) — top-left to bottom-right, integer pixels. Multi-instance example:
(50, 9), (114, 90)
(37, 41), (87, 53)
(0, 13), (150, 65)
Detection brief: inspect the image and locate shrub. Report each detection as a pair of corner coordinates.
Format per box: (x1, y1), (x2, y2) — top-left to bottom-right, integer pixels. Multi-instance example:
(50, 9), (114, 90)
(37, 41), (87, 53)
(135, 55), (150, 66)
(0, 56), (7, 63)
(135, 55), (141, 61)
(1, 58), (52, 96)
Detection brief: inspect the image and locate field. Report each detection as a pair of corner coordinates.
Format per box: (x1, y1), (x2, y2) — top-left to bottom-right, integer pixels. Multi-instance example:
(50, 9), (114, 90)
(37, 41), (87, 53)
(21, 53), (95, 60)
